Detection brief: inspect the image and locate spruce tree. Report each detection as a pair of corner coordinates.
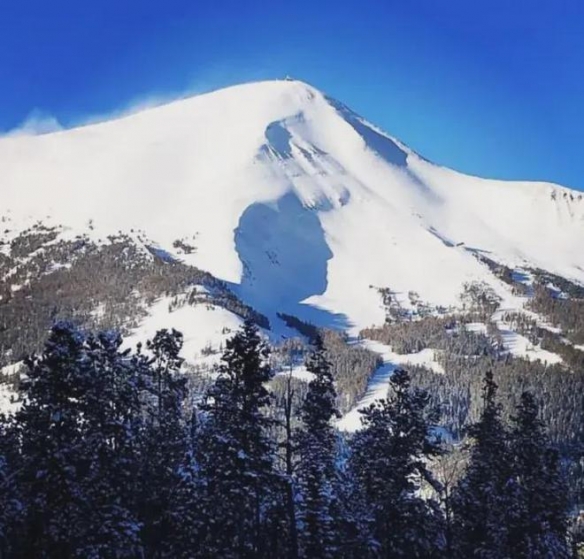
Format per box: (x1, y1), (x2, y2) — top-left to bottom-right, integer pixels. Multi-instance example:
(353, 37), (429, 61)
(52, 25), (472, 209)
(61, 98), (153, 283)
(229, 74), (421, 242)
(169, 432), (205, 559)
(14, 323), (92, 558)
(77, 330), (145, 558)
(281, 369), (299, 559)
(332, 454), (376, 559)
(139, 329), (189, 557)
(507, 391), (570, 558)
(452, 370), (513, 558)
(196, 319), (277, 558)
(296, 336), (340, 559)
(349, 368), (444, 558)
(12, 324), (146, 557)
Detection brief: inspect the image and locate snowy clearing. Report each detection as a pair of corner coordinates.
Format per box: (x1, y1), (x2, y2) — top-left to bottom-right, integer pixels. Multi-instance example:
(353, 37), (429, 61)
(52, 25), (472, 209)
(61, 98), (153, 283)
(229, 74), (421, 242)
(123, 297), (244, 366)
(337, 339), (444, 432)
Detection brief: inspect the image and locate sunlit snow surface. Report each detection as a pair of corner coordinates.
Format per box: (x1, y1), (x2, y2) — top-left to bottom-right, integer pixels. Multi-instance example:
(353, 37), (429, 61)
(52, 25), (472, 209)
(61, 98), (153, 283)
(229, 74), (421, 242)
(123, 297), (244, 366)
(2, 79), (584, 424)
(0, 363), (22, 415)
(2, 79), (583, 334)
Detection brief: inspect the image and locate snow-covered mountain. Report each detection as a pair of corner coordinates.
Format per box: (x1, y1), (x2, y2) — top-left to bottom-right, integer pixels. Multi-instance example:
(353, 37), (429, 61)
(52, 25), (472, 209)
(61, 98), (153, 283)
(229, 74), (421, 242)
(2, 78), (584, 344)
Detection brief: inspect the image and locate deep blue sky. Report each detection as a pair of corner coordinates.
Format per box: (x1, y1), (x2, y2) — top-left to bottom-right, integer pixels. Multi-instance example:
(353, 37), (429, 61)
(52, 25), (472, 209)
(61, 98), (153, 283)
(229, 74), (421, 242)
(2, 0), (583, 190)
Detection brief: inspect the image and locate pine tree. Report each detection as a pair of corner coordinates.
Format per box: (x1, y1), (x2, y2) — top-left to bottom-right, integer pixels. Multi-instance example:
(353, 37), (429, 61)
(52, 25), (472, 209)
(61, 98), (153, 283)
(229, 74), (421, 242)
(281, 369), (299, 559)
(2, 318), (578, 558)
(296, 336), (340, 559)
(12, 324), (146, 558)
(0, 415), (23, 559)
(196, 319), (277, 558)
(168, 426), (204, 559)
(76, 329), (144, 559)
(139, 329), (189, 558)
(332, 452), (376, 559)
(507, 391), (570, 558)
(452, 370), (513, 558)
(349, 368), (444, 558)
(14, 322), (92, 558)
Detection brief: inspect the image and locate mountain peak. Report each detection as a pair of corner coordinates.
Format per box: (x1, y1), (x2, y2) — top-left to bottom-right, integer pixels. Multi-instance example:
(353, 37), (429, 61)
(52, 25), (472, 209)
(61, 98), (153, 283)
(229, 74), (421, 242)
(1, 80), (583, 331)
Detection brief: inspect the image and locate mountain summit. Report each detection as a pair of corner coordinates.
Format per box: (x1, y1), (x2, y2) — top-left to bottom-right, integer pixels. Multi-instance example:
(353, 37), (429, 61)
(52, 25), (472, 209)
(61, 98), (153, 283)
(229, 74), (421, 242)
(2, 79), (584, 332)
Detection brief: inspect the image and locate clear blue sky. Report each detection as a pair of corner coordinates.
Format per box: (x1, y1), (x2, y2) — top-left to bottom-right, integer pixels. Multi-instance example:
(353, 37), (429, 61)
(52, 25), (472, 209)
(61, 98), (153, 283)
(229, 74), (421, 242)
(2, 0), (583, 190)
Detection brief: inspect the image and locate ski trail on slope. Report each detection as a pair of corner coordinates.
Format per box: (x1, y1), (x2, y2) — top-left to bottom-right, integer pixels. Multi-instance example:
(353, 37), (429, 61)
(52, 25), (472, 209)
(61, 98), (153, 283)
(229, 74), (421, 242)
(337, 275), (566, 433)
(336, 339), (443, 432)
(491, 278), (563, 365)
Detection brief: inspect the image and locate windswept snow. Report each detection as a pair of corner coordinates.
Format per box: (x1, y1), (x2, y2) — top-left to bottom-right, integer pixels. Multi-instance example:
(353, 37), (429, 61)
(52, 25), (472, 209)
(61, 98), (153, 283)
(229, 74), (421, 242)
(2, 79), (584, 333)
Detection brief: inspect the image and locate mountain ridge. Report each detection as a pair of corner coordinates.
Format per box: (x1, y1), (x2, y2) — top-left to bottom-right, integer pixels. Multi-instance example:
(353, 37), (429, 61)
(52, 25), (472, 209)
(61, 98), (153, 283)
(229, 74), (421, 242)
(1, 78), (584, 336)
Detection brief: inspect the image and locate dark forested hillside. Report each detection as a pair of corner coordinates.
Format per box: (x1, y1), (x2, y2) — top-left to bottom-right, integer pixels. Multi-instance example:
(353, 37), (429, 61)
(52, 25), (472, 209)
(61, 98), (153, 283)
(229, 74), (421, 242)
(1, 225), (584, 557)
(0, 225), (267, 368)
(0, 321), (579, 558)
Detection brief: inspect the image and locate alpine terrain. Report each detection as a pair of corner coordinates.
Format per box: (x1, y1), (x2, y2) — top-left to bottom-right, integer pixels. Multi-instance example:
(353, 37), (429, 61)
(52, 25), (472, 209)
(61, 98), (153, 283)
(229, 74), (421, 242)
(2, 79), (584, 416)
(2, 79), (584, 557)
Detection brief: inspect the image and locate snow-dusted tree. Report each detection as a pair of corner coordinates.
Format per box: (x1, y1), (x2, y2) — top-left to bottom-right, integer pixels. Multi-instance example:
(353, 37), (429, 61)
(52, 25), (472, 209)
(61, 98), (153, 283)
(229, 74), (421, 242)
(279, 368), (300, 559)
(167, 426), (205, 559)
(296, 336), (340, 559)
(196, 319), (277, 558)
(507, 391), (570, 558)
(433, 443), (468, 557)
(349, 368), (444, 558)
(11, 324), (145, 558)
(13, 323), (94, 557)
(452, 370), (513, 558)
(0, 415), (23, 558)
(139, 329), (190, 557)
(75, 330), (144, 559)
(331, 456), (376, 559)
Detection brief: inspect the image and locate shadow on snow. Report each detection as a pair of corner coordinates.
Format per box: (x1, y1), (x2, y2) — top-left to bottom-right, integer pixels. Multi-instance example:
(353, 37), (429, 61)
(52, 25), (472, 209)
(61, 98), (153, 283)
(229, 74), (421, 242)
(231, 191), (350, 332)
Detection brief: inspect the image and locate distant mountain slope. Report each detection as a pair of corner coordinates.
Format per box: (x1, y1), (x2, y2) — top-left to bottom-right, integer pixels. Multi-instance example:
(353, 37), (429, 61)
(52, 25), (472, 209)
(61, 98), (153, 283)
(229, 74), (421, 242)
(3, 80), (584, 461)
(1, 78), (583, 338)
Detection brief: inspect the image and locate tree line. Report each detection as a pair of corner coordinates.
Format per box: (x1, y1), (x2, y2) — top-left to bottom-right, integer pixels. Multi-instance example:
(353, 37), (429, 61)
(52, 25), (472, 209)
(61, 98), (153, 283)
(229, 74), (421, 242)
(0, 227), (267, 369)
(362, 311), (584, 501)
(0, 321), (578, 558)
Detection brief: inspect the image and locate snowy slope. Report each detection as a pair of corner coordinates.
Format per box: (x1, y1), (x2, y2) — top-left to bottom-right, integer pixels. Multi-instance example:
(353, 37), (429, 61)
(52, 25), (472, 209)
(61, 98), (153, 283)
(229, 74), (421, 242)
(123, 297), (244, 367)
(0, 363), (22, 414)
(337, 339), (444, 432)
(2, 79), (584, 335)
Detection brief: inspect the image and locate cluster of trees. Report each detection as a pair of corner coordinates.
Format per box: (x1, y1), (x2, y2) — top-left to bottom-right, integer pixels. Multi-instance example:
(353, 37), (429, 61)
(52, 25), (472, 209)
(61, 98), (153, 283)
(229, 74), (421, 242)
(0, 321), (575, 558)
(502, 312), (584, 371)
(318, 329), (381, 414)
(361, 315), (496, 356)
(373, 288), (451, 323)
(410, 354), (584, 506)
(362, 314), (584, 442)
(459, 281), (501, 320)
(277, 314), (382, 414)
(374, 281), (501, 325)
(529, 283), (584, 345)
(361, 297), (584, 507)
(473, 254), (584, 346)
(0, 227), (267, 368)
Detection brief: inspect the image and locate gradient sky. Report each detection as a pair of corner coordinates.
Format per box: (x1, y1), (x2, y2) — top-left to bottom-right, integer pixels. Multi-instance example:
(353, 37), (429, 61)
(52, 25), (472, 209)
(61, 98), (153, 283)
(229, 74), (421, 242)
(2, 0), (583, 190)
